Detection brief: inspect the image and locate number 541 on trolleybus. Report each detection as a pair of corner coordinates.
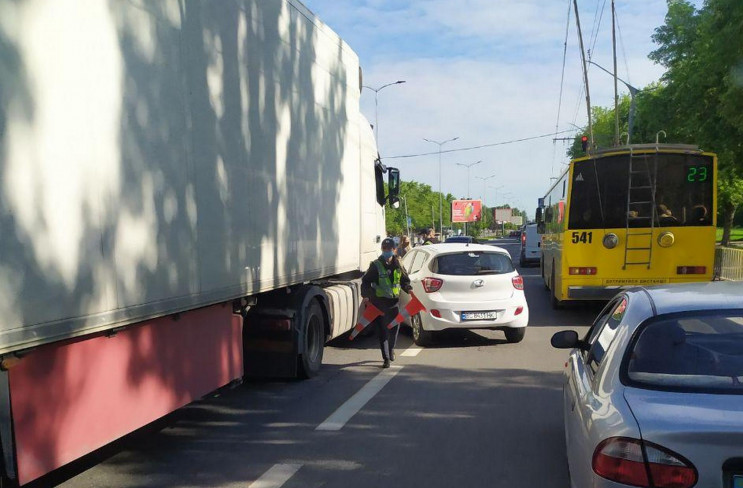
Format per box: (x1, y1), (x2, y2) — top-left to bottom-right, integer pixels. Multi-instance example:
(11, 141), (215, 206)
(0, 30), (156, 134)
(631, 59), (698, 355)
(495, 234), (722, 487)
(536, 144), (717, 308)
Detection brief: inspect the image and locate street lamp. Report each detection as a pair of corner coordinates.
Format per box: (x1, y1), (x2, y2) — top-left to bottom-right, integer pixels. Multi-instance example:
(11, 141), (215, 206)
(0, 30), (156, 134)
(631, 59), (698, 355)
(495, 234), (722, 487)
(363, 80), (406, 150)
(456, 160), (483, 199)
(456, 160), (482, 235)
(424, 136), (459, 235)
(587, 60), (640, 144)
(475, 174), (497, 202)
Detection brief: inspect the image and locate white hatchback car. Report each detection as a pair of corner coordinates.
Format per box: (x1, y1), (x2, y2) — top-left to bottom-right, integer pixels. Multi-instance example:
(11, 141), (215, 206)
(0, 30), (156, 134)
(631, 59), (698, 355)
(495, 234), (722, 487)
(399, 243), (529, 346)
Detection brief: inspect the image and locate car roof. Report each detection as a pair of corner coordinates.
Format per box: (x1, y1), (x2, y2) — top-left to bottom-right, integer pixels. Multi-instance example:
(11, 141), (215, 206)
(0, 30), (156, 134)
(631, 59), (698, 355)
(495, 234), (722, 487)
(418, 243), (510, 255)
(626, 281), (743, 316)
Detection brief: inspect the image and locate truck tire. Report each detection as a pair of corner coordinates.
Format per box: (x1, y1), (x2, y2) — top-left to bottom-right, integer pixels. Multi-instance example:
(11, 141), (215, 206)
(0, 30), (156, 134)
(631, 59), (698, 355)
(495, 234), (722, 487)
(298, 300), (325, 378)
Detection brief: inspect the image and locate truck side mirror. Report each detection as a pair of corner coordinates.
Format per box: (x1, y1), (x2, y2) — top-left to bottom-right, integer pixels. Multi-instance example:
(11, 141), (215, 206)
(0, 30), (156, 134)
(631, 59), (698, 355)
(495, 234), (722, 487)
(535, 207), (543, 223)
(387, 167), (400, 202)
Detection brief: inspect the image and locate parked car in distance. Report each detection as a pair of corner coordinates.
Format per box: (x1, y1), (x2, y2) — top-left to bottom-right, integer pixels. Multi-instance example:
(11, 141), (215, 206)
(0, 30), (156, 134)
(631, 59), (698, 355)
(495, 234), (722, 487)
(519, 223), (541, 267)
(444, 235), (474, 243)
(551, 281), (743, 488)
(508, 230), (521, 237)
(399, 244), (528, 346)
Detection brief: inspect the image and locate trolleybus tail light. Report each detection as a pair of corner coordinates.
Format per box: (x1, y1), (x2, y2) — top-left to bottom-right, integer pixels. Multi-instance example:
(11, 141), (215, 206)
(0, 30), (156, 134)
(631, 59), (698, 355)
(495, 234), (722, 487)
(569, 267), (597, 275)
(512, 276), (524, 290)
(422, 277), (444, 293)
(592, 437), (697, 488)
(677, 266), (706, 275)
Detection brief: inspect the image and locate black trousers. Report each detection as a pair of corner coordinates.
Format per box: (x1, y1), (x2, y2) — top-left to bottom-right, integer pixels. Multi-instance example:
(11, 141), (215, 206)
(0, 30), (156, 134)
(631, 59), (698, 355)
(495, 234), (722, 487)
(373, 306), (400, 361)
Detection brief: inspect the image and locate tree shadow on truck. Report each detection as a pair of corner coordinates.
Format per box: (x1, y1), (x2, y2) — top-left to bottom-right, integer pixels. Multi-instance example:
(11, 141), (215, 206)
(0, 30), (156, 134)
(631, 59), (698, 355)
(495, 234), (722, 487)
(0, 0), (351, 484)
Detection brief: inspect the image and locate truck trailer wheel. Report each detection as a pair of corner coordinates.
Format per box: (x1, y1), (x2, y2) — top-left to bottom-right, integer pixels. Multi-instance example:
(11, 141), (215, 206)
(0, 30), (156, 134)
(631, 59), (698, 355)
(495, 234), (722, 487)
(298, 301), (325, 378)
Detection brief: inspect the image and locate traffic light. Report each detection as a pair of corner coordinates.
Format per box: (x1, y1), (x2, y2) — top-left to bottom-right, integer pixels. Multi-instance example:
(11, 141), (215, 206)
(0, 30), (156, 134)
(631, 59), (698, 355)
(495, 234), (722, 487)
(581, 135), (589, 153)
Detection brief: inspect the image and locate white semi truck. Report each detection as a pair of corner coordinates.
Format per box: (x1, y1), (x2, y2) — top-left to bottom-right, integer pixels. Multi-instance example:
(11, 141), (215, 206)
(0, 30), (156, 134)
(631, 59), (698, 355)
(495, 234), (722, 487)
(0, 0), (399, 484)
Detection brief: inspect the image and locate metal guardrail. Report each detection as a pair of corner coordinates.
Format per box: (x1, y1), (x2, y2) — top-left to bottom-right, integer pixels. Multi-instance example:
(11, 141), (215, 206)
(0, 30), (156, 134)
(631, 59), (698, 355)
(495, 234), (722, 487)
(714, 246), (743, 281)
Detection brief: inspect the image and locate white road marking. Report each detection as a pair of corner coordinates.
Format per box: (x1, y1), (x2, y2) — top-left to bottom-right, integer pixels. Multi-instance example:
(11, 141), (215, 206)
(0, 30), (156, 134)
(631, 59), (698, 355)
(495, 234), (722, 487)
(316, 366), (403, 431)
(249, 464), (302, 488)
(401, 346), (422, 357)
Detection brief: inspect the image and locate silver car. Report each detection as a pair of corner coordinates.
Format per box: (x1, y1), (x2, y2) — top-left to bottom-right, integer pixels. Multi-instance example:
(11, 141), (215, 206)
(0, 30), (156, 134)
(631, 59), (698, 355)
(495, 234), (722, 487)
(551, 281), (743, 488)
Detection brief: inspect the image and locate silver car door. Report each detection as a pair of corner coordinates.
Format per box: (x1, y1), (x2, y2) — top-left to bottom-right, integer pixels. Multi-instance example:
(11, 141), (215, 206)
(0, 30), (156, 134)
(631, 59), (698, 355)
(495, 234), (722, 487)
(566, 297), (623, 487)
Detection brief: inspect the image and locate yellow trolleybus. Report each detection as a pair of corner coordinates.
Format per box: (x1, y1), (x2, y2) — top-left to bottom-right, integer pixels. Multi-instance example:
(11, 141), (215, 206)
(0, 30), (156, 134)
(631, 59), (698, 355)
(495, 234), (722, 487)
(536, 144), (717, 308)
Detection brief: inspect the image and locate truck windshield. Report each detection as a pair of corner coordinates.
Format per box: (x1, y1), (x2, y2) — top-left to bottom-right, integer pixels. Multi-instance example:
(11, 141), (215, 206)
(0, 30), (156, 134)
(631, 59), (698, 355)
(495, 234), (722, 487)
(568, 153), (714, 229)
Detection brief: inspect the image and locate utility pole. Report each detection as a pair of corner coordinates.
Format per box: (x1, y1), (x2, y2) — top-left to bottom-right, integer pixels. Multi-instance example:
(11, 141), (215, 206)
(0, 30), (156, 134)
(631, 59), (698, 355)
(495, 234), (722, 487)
(573, 0), (594, 149)
(612, 0), (619, 146)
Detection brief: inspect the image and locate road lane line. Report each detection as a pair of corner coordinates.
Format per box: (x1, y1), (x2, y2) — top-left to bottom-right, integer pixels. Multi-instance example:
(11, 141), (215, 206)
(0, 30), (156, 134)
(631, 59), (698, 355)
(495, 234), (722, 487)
(315, 366), (402, 431)
(249, 464), (302, 488)
(401, 346), (422, 357)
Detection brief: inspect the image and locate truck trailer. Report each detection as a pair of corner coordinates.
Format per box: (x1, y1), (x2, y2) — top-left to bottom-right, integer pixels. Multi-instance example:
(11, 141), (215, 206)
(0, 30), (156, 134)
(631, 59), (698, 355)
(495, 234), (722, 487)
(0, 0), (399, 484)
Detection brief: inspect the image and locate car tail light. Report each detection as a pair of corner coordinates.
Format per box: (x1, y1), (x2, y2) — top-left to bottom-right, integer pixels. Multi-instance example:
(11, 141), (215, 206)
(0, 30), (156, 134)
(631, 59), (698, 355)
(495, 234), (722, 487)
(569, 267), (597, 275)
(514, 306), (523, 316)
(592, 437), (697, 488)
(677, 266), (706, 275)
(521, 233), (526, 246)
(431, 309), (441, 318)
(512, 276), (524, 290)
(422, 277), (444, 293)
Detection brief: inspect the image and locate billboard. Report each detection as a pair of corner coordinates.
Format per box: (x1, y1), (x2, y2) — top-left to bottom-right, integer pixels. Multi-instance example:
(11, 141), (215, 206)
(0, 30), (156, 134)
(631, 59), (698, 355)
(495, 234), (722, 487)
(494, 207), (512, 222)
(452, 200), (482, 223)
(510, 216), (523, 226)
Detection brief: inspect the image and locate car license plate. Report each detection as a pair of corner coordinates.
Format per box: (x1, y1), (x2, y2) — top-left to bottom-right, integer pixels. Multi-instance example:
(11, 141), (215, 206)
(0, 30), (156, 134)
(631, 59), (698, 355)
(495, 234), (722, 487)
(733, 475), (743, 488)
(461, 311), (498, 321)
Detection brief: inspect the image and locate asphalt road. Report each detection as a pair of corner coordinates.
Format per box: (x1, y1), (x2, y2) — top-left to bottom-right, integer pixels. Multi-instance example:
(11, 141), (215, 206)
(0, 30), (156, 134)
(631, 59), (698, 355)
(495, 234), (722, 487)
(49, 238), (604, 488)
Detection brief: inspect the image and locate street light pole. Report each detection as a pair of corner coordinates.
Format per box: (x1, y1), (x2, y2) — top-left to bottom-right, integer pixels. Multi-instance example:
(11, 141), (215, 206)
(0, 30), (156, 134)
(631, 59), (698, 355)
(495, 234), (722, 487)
(424, 136), (459, 236)
(588, 60), (640, 143)
(475, 174), (497, 202)
(362, 80), (406, 150)
(456, 160), (482, 235)
(456, 160), (482, 199)
(401, 195), (410, 239)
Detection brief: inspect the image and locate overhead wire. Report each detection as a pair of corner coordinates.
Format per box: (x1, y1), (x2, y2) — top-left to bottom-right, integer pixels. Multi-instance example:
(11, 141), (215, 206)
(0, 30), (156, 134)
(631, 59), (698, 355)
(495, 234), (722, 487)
(552, 0), (573, 178)
(384, 130), (575, 160)
(615, 8), (632, 85)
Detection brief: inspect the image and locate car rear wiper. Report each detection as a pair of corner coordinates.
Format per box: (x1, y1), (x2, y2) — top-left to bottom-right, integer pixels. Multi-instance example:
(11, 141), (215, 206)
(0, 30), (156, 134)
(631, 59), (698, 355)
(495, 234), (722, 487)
(476, 270), (502, 275)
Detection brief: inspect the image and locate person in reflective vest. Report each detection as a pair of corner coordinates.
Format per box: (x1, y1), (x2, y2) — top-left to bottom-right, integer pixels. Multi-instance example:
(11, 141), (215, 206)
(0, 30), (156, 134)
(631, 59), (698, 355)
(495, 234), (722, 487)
(361, 238), (413, 368)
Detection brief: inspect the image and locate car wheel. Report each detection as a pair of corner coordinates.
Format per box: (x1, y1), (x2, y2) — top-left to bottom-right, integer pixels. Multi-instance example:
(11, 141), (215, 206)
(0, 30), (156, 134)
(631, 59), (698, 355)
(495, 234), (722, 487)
(411, 313), (432, 347)
(550, 269), (563, 310)
(504, 327), (526, 343)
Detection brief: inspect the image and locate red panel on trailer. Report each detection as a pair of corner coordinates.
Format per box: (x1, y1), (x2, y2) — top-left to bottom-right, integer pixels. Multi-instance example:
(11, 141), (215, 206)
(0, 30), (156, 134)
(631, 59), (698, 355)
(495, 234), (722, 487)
(9, 304), (243, 485)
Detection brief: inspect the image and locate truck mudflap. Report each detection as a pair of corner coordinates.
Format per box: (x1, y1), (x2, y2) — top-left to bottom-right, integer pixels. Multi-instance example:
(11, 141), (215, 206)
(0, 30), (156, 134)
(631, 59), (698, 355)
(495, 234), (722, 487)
(243, 285), (329, 379)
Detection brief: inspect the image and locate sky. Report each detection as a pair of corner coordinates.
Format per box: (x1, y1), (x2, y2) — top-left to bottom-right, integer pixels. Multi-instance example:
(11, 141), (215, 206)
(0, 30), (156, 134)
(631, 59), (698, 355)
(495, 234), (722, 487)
(302, 0), (703, 218)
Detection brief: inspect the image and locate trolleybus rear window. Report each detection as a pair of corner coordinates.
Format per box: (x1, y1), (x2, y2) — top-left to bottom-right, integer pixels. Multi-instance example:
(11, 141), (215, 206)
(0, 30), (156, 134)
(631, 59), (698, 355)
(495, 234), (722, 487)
(568, 153), (713, 230)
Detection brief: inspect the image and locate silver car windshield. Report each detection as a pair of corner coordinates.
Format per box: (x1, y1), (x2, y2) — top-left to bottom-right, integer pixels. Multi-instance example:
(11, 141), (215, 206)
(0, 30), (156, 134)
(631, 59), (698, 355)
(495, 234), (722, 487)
(432, 252), (514, 276)
(627, 313), (743, 393)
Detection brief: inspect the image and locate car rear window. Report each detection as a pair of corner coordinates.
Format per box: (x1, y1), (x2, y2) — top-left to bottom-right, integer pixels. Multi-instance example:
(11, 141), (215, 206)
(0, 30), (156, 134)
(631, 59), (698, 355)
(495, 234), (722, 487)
(432, 252), (514, 276)
(626, 312), (743, 393)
